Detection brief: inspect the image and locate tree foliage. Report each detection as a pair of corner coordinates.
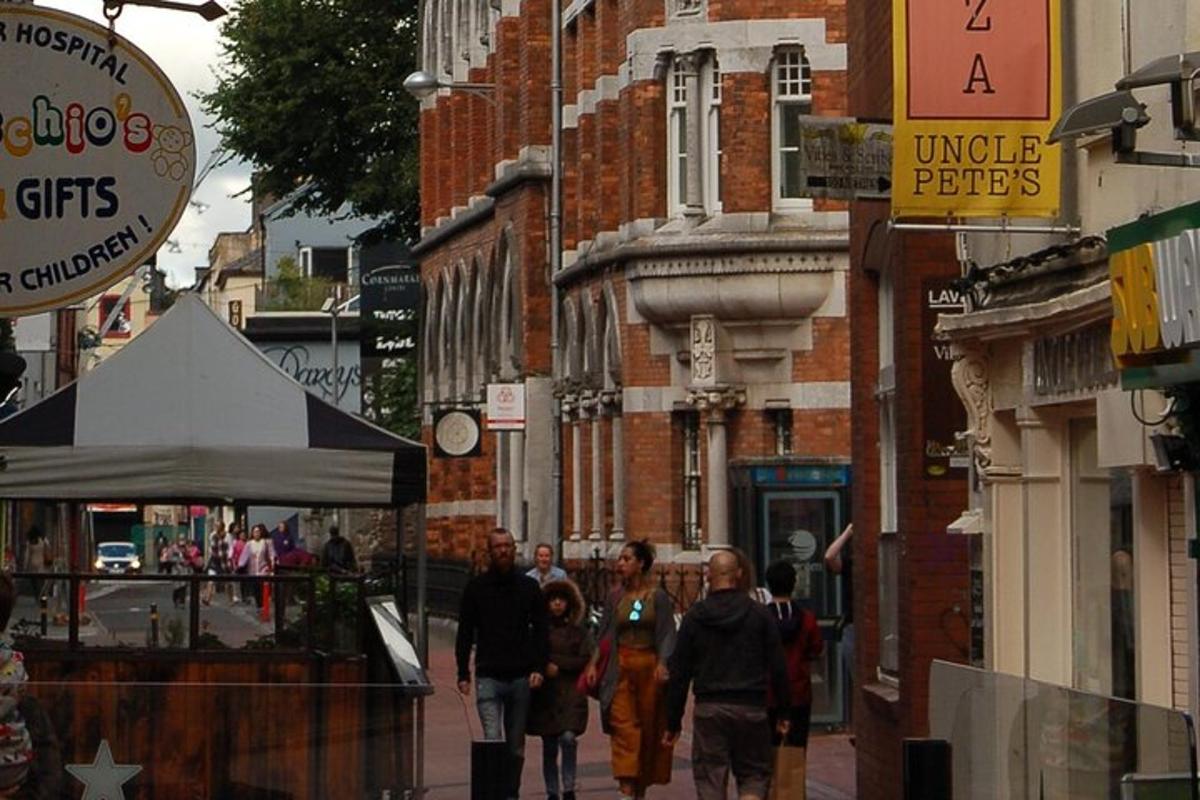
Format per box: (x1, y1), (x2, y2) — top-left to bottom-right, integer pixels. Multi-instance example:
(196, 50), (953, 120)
(201, 0), (421, 239)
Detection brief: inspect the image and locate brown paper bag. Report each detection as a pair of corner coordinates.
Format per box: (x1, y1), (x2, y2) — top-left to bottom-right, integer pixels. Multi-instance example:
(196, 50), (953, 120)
(768, 745), (807, 800)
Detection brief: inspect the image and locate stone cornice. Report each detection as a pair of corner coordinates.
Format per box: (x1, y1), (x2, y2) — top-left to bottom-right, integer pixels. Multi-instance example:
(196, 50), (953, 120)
(553, 227), (848, 287)
(936, 280), (1111, 343)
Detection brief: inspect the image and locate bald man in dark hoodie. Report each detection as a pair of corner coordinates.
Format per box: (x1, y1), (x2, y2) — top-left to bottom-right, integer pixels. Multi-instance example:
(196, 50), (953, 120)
(664, 550), (791, 800)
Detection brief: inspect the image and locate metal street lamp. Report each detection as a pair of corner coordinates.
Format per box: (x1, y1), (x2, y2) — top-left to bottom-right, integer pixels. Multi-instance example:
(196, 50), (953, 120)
(403, 70), (495, 103)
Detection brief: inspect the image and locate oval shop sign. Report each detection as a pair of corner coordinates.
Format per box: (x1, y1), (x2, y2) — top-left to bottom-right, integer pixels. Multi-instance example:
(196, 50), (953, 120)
(0, 6), (194, 315)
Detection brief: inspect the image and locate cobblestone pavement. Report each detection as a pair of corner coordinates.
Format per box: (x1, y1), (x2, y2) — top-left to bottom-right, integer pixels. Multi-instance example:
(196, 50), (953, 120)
(422, 621), (856, 798)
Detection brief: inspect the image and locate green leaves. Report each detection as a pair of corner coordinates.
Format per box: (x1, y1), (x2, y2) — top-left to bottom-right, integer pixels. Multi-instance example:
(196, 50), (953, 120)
(201, 0), (421, 239)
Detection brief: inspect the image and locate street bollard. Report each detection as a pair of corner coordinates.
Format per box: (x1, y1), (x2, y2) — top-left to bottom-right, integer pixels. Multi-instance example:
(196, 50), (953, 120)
(149, 603), (159, 648)
(38, 596), (47, 636)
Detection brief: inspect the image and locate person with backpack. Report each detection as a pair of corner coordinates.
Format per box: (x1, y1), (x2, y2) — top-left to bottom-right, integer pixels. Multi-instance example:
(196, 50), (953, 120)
(764, 559), (825, 799)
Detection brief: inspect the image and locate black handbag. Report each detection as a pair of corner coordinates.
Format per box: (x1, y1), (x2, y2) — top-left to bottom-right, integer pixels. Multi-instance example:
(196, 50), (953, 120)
(470, 739), (510, 800)
(460, 691), (510, 800)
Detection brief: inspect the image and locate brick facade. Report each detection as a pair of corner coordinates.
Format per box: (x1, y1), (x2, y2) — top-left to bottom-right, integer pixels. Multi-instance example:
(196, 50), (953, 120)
(848, 0), (970, 791)
(416, 0), (853, 699)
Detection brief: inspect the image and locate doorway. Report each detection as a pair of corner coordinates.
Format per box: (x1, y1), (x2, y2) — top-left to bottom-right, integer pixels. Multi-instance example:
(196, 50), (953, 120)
(760, 490), (844, 724)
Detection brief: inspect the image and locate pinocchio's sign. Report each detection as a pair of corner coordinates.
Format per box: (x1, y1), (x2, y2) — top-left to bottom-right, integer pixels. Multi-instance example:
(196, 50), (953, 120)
(0, 6), (195, 316)
(1109, 200), (1200, 367)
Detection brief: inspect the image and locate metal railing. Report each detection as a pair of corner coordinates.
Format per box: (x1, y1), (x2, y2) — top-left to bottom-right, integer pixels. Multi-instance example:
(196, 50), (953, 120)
(10, 570), (391, 656)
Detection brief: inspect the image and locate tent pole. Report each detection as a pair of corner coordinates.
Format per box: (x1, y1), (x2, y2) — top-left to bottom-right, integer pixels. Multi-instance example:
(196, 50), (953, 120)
(416, 502), (428, 667)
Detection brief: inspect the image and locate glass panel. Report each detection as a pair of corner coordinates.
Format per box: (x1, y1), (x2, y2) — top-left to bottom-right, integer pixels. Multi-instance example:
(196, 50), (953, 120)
(879, 533), (899, 673)
(782, 150), (803, 199)
(762, 492), (842, 723)
(781, 105), (803, 148)
(1070, 419), (1136, 700)
(929, 660), (1197, 800)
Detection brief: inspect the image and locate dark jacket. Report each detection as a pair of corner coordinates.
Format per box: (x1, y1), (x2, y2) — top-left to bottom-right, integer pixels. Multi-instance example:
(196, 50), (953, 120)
(321, 536), (357, 573)
(665, 588), (790, 734)
(456, 567), (549, 682)
(527, 580), (593, 737)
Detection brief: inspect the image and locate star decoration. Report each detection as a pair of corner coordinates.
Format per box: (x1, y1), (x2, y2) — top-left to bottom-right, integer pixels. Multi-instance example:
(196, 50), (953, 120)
(65, 740), (142, 800)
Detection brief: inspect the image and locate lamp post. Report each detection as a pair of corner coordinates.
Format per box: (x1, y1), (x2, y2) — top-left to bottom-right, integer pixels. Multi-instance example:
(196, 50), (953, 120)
(403, 70), (495, 104)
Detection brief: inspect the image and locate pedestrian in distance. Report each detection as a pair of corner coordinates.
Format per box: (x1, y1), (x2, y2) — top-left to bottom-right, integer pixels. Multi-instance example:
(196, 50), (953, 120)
(201, 522), (231, 606)
(665, 549), (791, 800)
(526, 542), (568, 587)
(456, 528), (550, 800)
(823, 523), (854, 735)
(764, 560), (824, 799)
(228, 524), (247, 603)
(527, 579), (593, 800)
(244, 524), (274, 609)
(320, 524), (358, 574)
(584, 539), (676, 800)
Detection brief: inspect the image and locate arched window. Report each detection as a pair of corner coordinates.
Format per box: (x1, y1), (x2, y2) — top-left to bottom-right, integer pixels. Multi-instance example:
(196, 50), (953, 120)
(440, 269), (456, 398)
(498, 230), (523, 377)
(424, 277), (442, 403)
(602, 282), (622, 389)
(472, 255), (488, 391)
(458, 260), (475, 398)
(562, 294), (582, 384)
(772, 47), (814, 210)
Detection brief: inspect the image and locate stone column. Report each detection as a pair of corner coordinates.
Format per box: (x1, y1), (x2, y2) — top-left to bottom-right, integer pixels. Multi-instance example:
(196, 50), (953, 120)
(586, 393), (604, 541)
(508, 429), (526, 541)
(678, 51), (705, 217)
(603, 390), (625, 541)
(562, 395), (583, 541)
(688, 388), (744, 550)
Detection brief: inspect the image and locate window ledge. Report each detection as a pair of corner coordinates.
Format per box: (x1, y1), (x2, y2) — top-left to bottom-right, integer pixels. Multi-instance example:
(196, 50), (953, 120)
(862, 681), (901, 721)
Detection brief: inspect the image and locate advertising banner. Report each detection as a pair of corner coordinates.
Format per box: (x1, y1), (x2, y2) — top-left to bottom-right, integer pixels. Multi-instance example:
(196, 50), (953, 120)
(791, 117), (893, 200)
(0, 6), (194, 315)
(892, 0), (1061, 218)
(360, 264), (420, 360)
(922, 278), (969, 478)
(1107, 201), (1200, 387)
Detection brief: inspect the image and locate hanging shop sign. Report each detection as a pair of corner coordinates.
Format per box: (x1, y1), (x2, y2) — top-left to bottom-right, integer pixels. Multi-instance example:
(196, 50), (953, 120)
(486, 382), (525, 431)
(791, 117), (892, 200)
(1108, 201), (1200, 387)
(0, 6), (194, 316)
(922, 279), (970, 478)
(360, 263), (420, 359)
(892, 0), (1061, 217)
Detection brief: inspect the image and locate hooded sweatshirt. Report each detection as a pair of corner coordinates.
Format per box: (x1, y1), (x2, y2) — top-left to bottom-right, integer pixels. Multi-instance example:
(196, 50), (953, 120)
(665, 589), (790, 734)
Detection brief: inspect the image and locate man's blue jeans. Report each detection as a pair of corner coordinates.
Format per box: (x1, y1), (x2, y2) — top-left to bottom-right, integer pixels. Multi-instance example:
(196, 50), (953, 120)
(541, 731), (578, 795)
(476, 676), (531, 799)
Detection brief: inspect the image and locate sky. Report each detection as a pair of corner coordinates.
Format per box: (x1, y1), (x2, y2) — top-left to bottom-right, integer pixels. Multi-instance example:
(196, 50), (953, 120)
(40, 0), (253, 288)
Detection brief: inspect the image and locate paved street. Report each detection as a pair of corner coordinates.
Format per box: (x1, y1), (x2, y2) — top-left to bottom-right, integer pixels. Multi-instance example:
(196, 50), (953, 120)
(422, 621), (856, 799)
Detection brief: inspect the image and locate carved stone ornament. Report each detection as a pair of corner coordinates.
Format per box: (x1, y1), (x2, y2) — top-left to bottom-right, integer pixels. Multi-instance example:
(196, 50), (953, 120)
(686, 387), (746, 421)
(672, 0), (704, 17)
(950, 343), (993, 472)
(691, 316), (717, 386)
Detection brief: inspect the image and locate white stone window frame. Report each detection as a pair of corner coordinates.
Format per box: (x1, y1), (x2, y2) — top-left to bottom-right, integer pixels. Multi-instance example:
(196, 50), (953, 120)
(771, 47), (815, 212)
(702, 56), (722, 214)
(667, 59), (690, 217)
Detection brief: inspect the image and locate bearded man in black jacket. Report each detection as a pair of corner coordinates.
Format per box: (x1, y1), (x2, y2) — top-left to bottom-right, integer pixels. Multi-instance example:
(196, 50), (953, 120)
(456, 528), (549, 800)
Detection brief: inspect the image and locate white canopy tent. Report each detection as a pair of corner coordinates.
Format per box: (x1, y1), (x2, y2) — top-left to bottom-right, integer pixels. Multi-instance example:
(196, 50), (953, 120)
(0, 294), (426, 506)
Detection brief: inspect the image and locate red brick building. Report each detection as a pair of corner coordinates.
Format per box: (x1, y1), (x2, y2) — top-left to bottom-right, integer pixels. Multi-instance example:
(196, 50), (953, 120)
(413, 0), (854, 723)
(847, 0), (972, 794)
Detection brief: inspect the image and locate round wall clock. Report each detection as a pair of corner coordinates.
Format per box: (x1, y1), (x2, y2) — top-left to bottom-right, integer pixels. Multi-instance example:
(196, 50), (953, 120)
(434, 409), (481, 457)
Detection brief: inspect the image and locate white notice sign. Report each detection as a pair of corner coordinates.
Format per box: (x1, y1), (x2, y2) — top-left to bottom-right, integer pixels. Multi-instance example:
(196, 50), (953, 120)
(486, 383), (525, 430)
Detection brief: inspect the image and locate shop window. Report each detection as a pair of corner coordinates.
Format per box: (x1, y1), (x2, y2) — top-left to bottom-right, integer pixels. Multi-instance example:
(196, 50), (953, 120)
(99, 295), (132, 339)
(703, 57), (722, 213)
(1070, 419), (1136, 700)
(772, 48), (814, 211)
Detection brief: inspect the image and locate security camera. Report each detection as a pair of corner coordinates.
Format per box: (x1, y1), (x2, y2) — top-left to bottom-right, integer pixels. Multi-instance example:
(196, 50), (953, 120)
(1047, 90), (1148, 151)
(1116, 51), (1200, 141)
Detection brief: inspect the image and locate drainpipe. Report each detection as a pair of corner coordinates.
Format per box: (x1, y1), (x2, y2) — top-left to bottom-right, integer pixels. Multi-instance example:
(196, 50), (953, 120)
(549, 0), (564, 554)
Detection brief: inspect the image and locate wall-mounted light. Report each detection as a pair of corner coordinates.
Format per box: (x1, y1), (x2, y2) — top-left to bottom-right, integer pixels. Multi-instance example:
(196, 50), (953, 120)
(403, 70), (495, 104)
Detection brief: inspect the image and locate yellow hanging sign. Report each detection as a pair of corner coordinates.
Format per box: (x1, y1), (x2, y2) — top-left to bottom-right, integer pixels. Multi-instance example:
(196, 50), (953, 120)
(892, 0), (1062, 218)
